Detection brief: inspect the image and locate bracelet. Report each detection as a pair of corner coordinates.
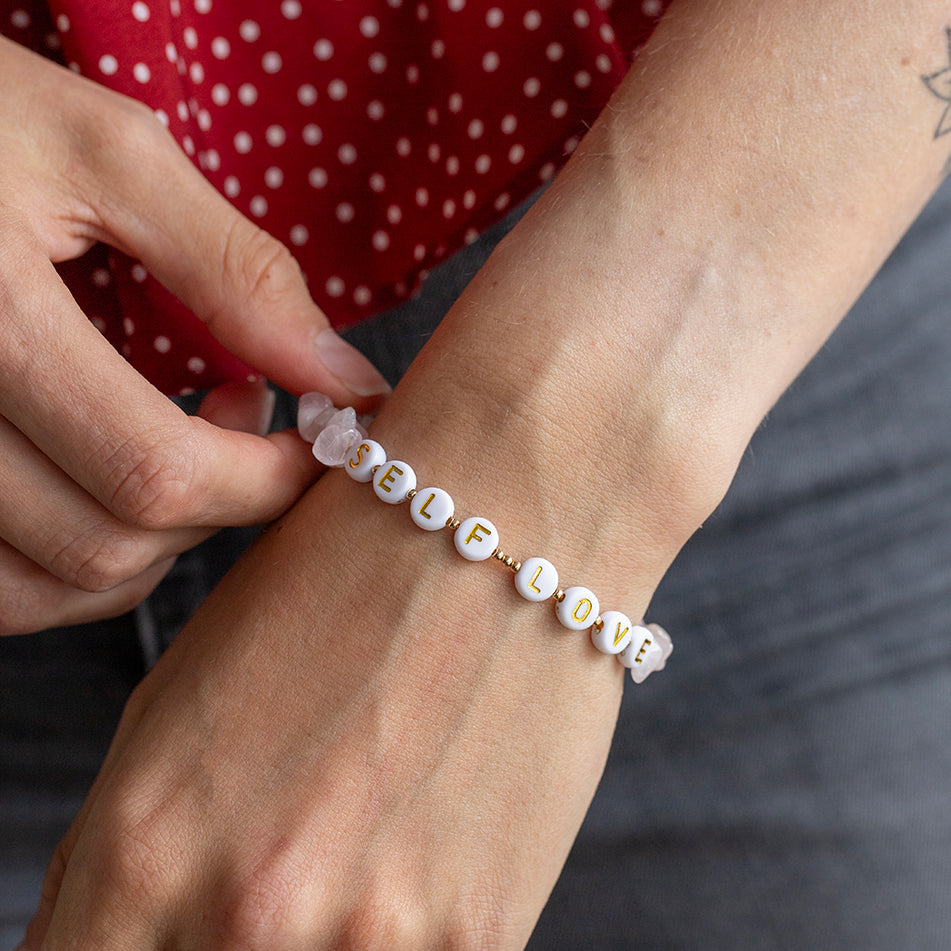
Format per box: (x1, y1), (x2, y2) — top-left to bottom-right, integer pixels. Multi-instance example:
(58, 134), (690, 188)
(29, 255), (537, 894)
(298, 393), (673, 684)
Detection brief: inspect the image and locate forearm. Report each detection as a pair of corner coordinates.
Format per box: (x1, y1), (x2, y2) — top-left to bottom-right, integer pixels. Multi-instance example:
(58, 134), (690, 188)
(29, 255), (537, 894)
(231, 0), (951, 702)
(385, 0), (948, 528)
(340, 0), (951, 595)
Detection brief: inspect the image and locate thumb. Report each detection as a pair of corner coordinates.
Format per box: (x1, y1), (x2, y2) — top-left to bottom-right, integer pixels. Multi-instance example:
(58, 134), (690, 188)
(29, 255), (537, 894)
(87, 112), (391, 407)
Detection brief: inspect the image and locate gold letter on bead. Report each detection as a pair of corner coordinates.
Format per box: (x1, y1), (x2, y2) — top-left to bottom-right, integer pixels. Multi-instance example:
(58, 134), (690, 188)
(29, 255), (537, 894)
(572, 599), (593, 624)
(348, 443), (370, 468)
(556, 586), (601, 631)
(372, 459), (417, 504)
(454, 517), (499, 561)
(465, 522), (491, 545)
(345, 438), (386, 483)
(529, 564), (544, 593)
(515, 557), (559, 602)
(377, 463), (402, 492)
(410, 486), (453, 530)
(591, 610), (634, 654)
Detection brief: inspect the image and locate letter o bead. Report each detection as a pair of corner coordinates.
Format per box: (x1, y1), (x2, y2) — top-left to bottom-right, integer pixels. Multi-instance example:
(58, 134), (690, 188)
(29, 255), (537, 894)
(454, 517), (499, 561)
(372, 460), (417, 503)
(591, 610), (634, 654)
(514, 557), (558, 602)
(410, 487), (454, 530)
(345, 439), (386, 482)
(555, 586), (600, 631)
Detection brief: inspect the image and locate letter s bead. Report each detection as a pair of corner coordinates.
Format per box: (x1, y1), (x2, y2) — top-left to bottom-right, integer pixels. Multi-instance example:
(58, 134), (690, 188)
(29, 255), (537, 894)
(345, 439), (386, 482)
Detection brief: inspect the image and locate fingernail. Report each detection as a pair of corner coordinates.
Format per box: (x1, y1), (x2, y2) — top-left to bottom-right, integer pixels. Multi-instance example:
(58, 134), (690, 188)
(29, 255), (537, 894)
(256, 385), (277, 436)
(314, 329), (391, 397)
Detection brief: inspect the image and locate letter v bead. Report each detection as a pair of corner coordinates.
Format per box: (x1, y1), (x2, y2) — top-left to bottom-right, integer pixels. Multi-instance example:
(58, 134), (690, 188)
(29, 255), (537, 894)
(591, 610), (634, 654)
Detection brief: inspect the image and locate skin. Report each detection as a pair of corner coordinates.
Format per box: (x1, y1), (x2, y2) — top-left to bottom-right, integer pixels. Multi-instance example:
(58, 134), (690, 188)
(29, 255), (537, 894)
(10, 0), (951, 946)
(0, 33), (389, 634)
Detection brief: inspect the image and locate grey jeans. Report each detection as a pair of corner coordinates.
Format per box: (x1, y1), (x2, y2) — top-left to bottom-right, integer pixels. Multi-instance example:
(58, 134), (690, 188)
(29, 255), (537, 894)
(2, 179), (950, 950)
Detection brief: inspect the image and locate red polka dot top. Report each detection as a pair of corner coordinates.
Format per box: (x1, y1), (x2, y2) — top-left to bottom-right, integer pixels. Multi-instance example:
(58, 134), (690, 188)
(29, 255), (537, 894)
(2, 0), (669, 395)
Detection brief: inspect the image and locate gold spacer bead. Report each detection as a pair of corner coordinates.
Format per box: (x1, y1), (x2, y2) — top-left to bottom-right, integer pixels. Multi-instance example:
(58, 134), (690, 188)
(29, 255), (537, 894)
(511, 560), (522, 573)
(447, 517), (461, 530)
(492, 548), (506, 562)
(592, 616), (604, 631)
(406, 488), (417, 500)
(553, 588), (566, 603)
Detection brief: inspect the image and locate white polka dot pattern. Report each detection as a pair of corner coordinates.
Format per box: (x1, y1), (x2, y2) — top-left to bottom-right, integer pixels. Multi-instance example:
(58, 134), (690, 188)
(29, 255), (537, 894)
(5, 0), (670, 394)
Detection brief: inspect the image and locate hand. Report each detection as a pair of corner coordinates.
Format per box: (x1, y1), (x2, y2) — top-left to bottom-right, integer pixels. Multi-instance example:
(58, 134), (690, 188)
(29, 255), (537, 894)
(20, 465), (634, 951)
(0, 37), (390, 634)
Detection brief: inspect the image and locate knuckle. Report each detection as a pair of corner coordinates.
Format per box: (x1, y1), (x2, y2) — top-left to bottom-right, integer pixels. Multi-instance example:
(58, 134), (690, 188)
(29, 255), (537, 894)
(339, 886), (432, 951)
(218, 857), (310, 949)
(95, 792), (185, 910)
(66, 86), (175, 179)
(104, 429), (202, 530)
(48, 526), (146, 592)
(448, 889), (516, 951)
(211, 224), (305, 326)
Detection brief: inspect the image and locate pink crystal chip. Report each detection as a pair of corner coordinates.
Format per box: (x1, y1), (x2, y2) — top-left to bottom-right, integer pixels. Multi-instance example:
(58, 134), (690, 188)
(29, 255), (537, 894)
(312, 407), (366, 466)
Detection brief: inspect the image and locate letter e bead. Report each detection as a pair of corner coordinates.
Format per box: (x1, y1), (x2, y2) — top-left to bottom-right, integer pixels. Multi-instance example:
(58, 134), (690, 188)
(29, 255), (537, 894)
(372, 460), (417, 503)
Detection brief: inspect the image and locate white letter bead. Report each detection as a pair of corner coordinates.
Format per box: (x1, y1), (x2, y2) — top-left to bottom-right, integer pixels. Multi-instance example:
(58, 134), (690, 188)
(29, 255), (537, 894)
(454, 516), (499, 561)
(618, 625), (665, 682)
(591, 610), (634, 654)
(629, 638), (665, 684)
(556, 586), (600, 631)
(372, 460), (417, 503)
(410, 487), (454, 530)
(514, 557), (559, 602)
(345, 438), (386, 482)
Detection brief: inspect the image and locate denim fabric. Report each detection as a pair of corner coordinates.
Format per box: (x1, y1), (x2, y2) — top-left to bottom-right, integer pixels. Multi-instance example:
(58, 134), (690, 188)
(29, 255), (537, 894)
(2, 178), (950, 949)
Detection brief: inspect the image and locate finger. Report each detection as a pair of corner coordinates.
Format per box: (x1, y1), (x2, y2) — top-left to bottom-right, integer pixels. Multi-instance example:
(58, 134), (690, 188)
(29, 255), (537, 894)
(65, 92), (390, 406)
(196, 377), (276, 436)
(0, 415), (209, 591)
(22, 800), (161, 951)
(0, 539), (176, 636)
(19, 812), (83, 951)
(0, 245), (318, 529)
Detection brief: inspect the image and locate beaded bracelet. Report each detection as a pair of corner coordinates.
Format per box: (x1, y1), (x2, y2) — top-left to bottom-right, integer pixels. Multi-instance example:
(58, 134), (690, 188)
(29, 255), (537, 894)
(298, 393), (673, 684)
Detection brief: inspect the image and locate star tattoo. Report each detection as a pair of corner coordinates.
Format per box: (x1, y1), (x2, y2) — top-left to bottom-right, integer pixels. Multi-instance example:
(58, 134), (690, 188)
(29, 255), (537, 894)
(922, 27), (951, 138)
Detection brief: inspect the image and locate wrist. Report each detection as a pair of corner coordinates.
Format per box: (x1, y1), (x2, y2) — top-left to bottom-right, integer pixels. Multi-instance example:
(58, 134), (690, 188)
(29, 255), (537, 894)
(365, 196), (755, 606)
